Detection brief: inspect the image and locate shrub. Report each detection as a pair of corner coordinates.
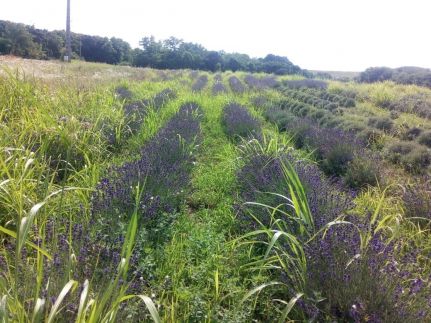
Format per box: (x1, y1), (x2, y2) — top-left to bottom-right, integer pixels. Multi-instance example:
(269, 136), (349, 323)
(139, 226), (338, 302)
(343, 98), (356, 107)
(92, 102), (203, 231)
(310, 110), (326, 120)
(298, 105), (310, 117)
(236, 151), (353, 232)
(418, 130), (431, 148)
(290, 119), (313, 149)
(321, 144), (354, 176)
(325, 102), (338, 111)
(368, 116), (394, 132)
(344, 156), (380, 189)
(401, 146), (431, 173)
(320, 116), (339, 128)
(386, 141), (415, 164)
(403, 127), (422, 141)
(358, 128), (384, 148)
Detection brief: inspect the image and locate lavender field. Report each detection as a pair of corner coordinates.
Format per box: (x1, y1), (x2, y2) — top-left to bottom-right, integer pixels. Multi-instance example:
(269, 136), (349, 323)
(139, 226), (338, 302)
(0, 58), (430, 322)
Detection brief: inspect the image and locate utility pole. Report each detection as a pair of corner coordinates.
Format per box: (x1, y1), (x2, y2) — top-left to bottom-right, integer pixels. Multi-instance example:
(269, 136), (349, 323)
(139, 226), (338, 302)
(64, 0), (72, 62)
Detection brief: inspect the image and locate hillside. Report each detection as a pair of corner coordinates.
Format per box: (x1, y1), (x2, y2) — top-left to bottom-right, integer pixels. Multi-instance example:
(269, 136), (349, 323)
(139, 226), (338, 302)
(0, 57), (430, 322)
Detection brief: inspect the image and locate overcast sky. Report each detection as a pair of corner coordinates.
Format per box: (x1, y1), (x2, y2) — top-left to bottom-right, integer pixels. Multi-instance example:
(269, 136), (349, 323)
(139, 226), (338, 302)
(2, 0), (430, 71)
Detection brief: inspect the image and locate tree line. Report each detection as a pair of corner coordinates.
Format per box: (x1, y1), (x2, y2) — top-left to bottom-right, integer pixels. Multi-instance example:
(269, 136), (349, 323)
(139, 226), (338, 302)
(0, 20), (132, 64)
(0, 20), (309, 76)
(358, 66), (431, 88)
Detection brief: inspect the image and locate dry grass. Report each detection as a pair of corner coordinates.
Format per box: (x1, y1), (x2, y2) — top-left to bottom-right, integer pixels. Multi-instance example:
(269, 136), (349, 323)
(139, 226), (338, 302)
(0, 55), (158, 85)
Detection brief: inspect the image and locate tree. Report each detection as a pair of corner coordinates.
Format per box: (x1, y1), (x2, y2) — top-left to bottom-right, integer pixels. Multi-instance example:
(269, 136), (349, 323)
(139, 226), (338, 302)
(359, 67), (393, 83)
(204, 51), (222, 72)
(4, 22), (43, 58)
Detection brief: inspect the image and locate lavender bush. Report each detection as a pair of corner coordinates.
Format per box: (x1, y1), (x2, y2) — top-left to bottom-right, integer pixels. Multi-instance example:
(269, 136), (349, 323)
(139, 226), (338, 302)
(228, 76), (245, 94)
(192, 75), (208, 92)
(115, 86), (133, 100)
(212, 81), (227, 95)
(237, 147), (430, 321)
(244, 74), (279, 89)
(120, 88), (176, 139)
(237, 151), (354, 233)
(221, 103), (261, 141)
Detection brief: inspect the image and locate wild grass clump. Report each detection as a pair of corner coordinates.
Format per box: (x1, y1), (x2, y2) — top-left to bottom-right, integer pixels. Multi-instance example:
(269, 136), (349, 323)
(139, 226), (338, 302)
(368, 116), (394, 132)
(418, 130), (431, 147)
(386, 141), (431, 173)
(402, 179), (431, 222)
(344, 156), (380, 189)
(221, 103), (261, 141)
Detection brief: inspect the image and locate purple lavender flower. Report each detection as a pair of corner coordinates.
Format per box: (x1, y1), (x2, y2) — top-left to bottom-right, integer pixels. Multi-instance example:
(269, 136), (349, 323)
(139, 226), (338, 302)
(228, 76), (245, 94)
(192, 75), (208, 92)
(221, 103), (261, 141)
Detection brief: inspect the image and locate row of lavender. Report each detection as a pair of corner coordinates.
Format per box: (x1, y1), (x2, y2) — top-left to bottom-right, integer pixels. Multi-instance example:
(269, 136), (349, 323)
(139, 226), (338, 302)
(92, 101), (202, 232)
(12, 102), (204, 319)
(228, 76), (245, 94)
(264, 105), (381, 189)
(280, 86), (431, 156)
(222, 102), (430, 321)
(244, 74), (278, 89)
(113, 87), (177, 143)
(263, 92), (431, 219)
(212, 74), (227, 95)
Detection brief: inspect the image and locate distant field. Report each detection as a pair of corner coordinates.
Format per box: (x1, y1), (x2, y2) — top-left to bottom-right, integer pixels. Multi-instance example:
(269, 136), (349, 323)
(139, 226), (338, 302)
(0, 57), (430, 322)
(311, 69), (360, 80)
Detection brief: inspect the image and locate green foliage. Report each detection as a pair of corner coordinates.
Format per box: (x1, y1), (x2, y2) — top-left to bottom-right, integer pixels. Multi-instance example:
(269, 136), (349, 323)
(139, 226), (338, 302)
(321, 144), (354, 176)
(344, 157), (380, 189)
(368, 116), (394, 132)
(386, 141), (431, 173)
(358, 128), (385, 149)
